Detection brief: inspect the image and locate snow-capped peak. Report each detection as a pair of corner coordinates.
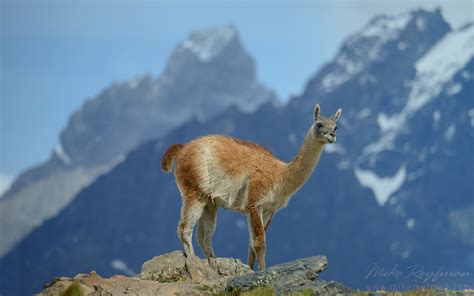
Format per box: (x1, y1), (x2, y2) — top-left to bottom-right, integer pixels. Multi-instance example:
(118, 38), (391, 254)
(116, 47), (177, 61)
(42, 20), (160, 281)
(358, 12), (412, 41)
(365, 24), (473, 154)
(179, 25), (237, 62)
(346, 11), (414, 60)
(321, 10), (424, 92)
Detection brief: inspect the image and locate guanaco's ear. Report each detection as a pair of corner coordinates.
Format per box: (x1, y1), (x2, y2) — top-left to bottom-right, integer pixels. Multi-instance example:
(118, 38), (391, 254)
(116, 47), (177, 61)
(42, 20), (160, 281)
(331, 108), (342, 122)
(313, 104), (321, 120)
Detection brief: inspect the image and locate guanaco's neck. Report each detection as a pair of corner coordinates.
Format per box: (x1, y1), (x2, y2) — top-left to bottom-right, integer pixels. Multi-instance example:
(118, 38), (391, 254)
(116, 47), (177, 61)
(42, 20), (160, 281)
(280, 126), (325, 196)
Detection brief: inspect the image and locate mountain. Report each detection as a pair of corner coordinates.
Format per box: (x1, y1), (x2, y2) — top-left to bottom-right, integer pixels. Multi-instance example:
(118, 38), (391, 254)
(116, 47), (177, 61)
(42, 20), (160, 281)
(0, 25), (277, 258)
(1, 9), (473, 295)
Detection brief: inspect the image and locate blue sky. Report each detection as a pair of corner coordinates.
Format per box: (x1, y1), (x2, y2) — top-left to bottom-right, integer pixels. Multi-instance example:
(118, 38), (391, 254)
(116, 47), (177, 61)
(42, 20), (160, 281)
(1, 0), (472, 192)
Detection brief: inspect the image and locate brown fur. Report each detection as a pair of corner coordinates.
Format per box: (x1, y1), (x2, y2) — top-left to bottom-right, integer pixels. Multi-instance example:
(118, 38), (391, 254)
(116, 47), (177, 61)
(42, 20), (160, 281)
(208, 135), (284, 198)
(161, 144), (185, 172)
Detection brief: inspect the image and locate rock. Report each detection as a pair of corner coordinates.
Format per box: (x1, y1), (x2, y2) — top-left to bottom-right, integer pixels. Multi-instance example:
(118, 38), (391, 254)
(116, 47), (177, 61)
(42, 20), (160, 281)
(139, 250), (188, 282)
(226, 255), (351, 294)
(208, 257), (253, 278)
(184, 255), (219, 284)
(139, 251), (252, 285)
(40, 270), (197, 296)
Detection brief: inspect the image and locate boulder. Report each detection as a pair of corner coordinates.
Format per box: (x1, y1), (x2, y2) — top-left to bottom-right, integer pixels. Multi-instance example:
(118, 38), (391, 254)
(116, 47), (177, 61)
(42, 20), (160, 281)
(140, 250), (253, 288)
(226, 255), (351, 294)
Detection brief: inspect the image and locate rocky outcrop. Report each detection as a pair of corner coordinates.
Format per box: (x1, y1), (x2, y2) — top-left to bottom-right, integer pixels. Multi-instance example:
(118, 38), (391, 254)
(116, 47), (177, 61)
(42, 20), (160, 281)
(139, 251), (252, 289)
(39, 251), (348, 295)
(38, 252), (473, 296)
(226, 256), (350, 295)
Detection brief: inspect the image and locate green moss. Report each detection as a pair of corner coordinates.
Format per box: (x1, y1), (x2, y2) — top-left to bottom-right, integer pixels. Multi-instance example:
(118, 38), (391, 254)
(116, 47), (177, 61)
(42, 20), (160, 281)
(216, 287), (275, 296)
(151, 272), (188, 283)
(240, 287), (275, 296)
(289, 289), (314, 296)
(60, 280), (84, 296)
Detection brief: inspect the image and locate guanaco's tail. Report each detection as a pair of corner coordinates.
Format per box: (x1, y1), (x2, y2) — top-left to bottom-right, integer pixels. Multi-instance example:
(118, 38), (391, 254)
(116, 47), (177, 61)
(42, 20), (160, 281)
(161, 144), (184, 173)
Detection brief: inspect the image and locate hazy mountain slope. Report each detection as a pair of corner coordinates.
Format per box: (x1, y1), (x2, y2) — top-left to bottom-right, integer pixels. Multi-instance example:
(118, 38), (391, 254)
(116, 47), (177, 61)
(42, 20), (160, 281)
(0, 25), (277, 257)
(2, 9), (473, 295)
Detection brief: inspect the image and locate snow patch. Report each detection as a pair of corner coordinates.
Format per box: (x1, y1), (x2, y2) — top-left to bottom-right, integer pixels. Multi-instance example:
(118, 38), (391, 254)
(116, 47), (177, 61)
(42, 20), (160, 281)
(322, 53), (362, 92)
(337, 160), (351, 170)
(433, 110), (441, 129)
(354, 165), (406, 206)
(447, 83), (462, 96)
(433, 110), (441, 123)
(364, 132), (396, 154)
(111, 259), (136, 276)
(358, 108), (371, 119)
(410, 26), (473, 111)
(468, 109), (474, 127)
(377, 113), (399, 132)
(398, 42), (408, 51)
(461, 70), (471, 80)
(406, 218), (416, 230)
(361, 13), (411, 39)
(0, 173), (14, 197)
(181, 25), (236, 62)
(407, 170), (424, 182)
(325, 143), (345, 154)
(416, 17), (426, 31)
(444, 124), (456, 141)
(54, 144), (72, 165)
(401, 249), (411, 259)
(322, 73), (350, 92)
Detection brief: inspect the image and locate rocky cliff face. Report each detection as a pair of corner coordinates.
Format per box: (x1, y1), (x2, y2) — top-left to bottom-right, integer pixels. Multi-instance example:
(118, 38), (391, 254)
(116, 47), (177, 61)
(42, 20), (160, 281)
(0, 25), (277, 258)
(1, 9), (473, 296)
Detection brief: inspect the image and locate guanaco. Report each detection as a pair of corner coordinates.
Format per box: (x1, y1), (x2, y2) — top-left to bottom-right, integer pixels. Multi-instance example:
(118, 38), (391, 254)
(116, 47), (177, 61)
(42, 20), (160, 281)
(162, 104), (341, 270)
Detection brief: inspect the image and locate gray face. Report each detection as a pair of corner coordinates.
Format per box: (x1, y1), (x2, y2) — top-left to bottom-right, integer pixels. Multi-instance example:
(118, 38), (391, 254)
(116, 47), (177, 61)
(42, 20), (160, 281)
(314, 117), (338, 143)
(312, 104), (342, 144)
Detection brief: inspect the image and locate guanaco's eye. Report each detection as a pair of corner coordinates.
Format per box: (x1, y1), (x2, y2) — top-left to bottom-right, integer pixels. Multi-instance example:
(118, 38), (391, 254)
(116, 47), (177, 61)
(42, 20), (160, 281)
(316, 122), (323, 128)
(334, 126), (338, 131)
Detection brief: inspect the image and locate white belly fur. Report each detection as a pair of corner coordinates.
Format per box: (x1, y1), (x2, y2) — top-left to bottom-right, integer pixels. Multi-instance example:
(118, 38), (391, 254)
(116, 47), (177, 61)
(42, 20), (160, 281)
(197, 144), (249, 211)
(196, 143), (291, 213)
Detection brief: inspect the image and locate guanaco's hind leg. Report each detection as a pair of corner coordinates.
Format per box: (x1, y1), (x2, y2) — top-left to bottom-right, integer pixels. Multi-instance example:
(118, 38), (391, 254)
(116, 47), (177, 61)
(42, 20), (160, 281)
(177, 194), (206, 257)
(247, 211), (273, 270)
(197, 202), (218, 258)
(247, 207), (268, 271)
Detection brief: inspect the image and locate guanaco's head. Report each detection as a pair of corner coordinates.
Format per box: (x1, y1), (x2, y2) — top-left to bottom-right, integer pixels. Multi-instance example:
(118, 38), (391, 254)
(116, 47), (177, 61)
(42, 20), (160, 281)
(312, 104), (342, 144)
